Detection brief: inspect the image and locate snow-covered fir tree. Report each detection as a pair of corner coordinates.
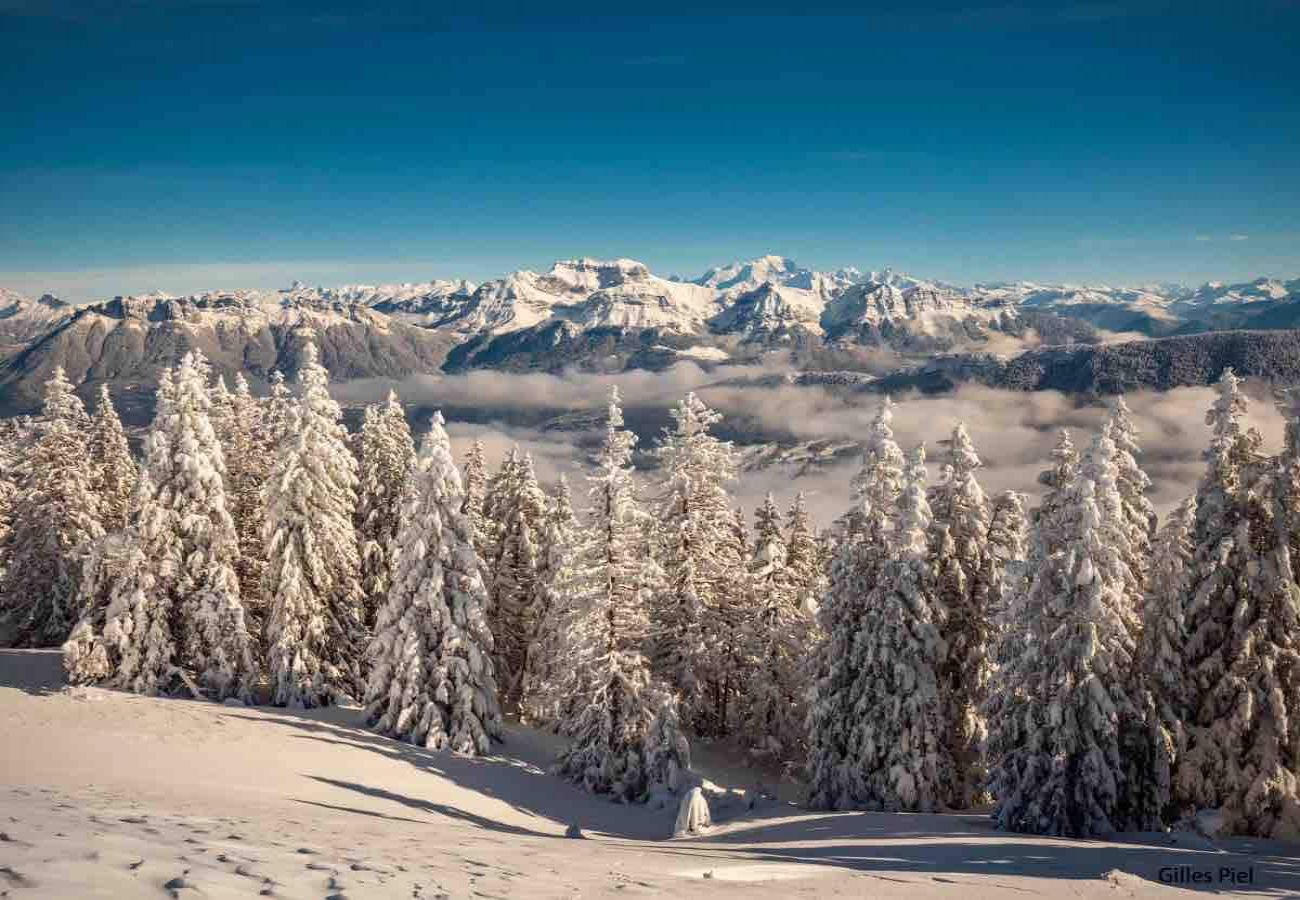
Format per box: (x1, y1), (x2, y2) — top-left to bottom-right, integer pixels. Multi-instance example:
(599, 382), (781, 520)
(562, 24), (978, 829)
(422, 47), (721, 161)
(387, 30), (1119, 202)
(1137, 495), (1197, 823)
(1178, 370), (1300, 838)
(482, 447), (548, 713)
(927, 422), (993, 806)
(991, 423), (1143, 836)
(0, 418), (26, 576)
(64, 352), (257, 700)
(806, 397), (904, 810)
(261, 369), (295, 448)
(518, 474), (584, 726)
(985, 490), (1029, 626)
(219, 373), (270, 624)
(263, 338), (366, 708)
(708, 504), (753, 736)
(555, 387), (690, 802)
(88, 384), (137, 533)
(784, 492), (824, 617)
(364, 412), (503, 754)
(986, 433), (1078, 770)
(0, 368), (104, 647)
(737, 493), (813, 764)
(845, 445), (954, 811)
(651, 391), (738, 734)
(1108, 397), (1157, 581)
(356, 391), (416, 630)
(460, 438), (490, 561)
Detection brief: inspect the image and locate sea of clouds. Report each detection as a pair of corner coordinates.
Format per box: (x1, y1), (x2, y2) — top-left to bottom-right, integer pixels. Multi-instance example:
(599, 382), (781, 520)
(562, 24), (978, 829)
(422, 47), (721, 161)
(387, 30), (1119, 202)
(333, 361), (1287, 530)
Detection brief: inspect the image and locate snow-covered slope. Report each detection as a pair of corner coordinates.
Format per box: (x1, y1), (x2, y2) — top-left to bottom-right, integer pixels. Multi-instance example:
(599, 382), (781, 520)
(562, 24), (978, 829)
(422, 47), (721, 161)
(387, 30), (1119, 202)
(3, 648), (1296, 898)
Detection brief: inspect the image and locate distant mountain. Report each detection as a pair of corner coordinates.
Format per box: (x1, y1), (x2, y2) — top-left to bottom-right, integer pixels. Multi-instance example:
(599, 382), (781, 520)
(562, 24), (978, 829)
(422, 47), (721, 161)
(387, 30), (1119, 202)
(0, 289), (73, 348)
(0, 291), (456, 422)
(0, 257), (1297, 416)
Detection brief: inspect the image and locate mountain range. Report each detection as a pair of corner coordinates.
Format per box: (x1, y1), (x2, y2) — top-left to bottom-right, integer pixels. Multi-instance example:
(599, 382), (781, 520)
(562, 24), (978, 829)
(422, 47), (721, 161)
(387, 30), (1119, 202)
(1, 255), (1298, 420)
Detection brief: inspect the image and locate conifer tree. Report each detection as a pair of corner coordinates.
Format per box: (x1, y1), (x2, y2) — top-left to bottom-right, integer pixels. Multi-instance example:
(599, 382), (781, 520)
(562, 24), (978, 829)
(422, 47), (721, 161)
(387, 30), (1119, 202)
(461, 438), (490, 561)
(261, 370), (295, 448)
(1109, 398), (1157, 578)
(483, 447), (548, 712)
(807, 397), (905, 809)
(847, 445), (954, 811)
(356, 391), (416, 629)
(554, 388), (690, 801)
(737, 494), (812, 763)
(1178, 370), (1300, 837)
(221, 374), (270, 623)
(985, 490), (1029, 626)
(88, 384), (137, 533)
(927, 423), (993, 806)
(985, 432), (1077, 780)
(0, 419), (25, 579)
(64, 352), (257, 699)
(784, 492), (824, 616)
(519, 475), (583, 725)
(1137, 496), (1196, 822)
(365, 412), (502, 753)
(0, 368), (104, 647)
(651, 392), (738, 733)
(263, 339), (366, 708)
(991, 423), (1142, 836)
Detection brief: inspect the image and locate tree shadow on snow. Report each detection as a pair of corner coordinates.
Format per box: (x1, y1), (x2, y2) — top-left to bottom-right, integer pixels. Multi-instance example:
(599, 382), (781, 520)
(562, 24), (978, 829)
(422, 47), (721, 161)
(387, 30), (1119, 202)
(680, 811), (1300, 895)
(220, 706), (676, 842)
(0, 649), (67, 696)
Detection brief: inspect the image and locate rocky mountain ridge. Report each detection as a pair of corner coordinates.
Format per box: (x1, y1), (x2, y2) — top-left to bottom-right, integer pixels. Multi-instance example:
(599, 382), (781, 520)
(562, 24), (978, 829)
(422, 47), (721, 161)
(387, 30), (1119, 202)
(0, 257), (1297, 417)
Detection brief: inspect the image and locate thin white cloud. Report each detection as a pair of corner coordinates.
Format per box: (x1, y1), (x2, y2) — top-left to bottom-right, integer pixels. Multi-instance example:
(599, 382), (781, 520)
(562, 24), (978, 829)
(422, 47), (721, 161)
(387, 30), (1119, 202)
(1229, 234), (1250, 242)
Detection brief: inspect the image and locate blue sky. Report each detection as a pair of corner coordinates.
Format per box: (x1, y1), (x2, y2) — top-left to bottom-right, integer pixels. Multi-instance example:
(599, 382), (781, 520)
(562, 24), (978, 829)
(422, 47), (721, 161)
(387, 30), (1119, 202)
(1, 1), (1297, 300)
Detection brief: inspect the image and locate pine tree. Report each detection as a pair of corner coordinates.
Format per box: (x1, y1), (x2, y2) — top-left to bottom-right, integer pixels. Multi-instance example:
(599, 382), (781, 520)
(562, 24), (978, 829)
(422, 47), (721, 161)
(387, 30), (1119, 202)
(261, 370), (295, 447)
(0, 419), (26, 580)
(356, 391), (416, 630)
(221, 373), (270, 626)
(555, 388), (690, 801)
(88, 384), (137, 533)
(985, 436), (1077, 784)
(708, 505), (753, 737)
(461, 439), (490, 561)
(807, 397), (904, 809)
(983, 489), (1031, 777)
(483, 448), (548, 713)
(519, 475), (584, 726)
(737, 494), (812, 763)
(63, 352), (257, 699)
(1109, 397), (1157, 580)
(991, 423), (1142, 836)
(845, 446), (954, 811)
(0, 368), (104, 647)
(985, 490), (1029, 627)
(1138, 496), (1196, 823)
(927, 423), (993, 806)
(784, 492), (824, 617)
(651, 391), (738, 733)
(365, 412), (503, 753)
(1178, 370), (1300, 838)
(263, 339), (366, 708)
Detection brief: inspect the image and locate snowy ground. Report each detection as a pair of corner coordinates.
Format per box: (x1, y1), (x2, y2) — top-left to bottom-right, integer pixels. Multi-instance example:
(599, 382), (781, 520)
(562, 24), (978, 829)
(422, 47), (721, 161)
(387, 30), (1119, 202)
(2, 650), (1297, 899)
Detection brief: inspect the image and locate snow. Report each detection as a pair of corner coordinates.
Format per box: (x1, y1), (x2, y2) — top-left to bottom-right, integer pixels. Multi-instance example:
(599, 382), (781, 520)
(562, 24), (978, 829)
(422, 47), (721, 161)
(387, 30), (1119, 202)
(5, 648), (1298, 898)
(662, 344), (730, 361)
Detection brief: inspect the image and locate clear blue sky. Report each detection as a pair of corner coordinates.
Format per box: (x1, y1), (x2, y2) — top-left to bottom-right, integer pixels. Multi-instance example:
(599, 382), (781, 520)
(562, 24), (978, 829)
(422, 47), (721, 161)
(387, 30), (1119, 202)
(2, 1), (1297, 300)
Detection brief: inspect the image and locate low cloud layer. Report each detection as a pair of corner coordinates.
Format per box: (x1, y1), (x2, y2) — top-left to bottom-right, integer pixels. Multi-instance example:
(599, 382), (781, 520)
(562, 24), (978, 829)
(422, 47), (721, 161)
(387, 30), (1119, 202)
(337, 364), (1288, 531)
